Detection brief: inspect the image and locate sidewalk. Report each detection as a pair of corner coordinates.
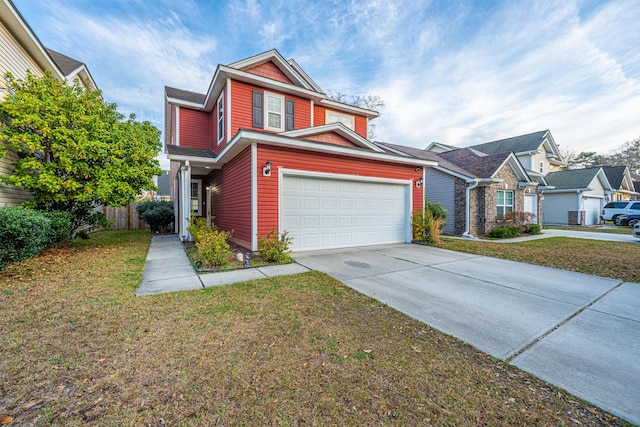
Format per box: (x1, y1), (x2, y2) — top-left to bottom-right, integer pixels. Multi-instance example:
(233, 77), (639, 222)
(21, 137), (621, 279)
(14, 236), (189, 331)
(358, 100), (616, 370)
(136, 234), (309, 296)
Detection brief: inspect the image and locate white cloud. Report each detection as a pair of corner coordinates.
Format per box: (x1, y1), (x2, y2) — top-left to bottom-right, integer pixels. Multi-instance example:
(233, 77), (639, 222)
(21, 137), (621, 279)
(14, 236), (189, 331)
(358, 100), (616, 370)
(372, 0), (640, 154)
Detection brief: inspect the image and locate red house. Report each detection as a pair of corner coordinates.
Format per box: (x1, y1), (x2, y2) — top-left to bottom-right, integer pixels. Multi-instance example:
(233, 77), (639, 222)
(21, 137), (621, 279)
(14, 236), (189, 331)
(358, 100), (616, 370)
(165, 50), (435, 251)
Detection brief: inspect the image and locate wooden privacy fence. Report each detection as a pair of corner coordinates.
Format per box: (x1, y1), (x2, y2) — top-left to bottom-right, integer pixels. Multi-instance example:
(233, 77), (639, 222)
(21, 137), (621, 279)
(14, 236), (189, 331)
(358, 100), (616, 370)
(102, 203), (147, 231)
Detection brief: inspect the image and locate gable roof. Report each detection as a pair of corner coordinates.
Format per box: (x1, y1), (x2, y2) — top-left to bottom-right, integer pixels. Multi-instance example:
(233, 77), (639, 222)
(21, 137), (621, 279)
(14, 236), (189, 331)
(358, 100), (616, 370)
(545, 167), (612, 191)
(45, 48), (97, 89)
(470, 129), (565, 166)
(165, 49), (379, 119)
(600, 165), (634, 192)
(375, 141), (531, 183)
(282, 123), (384, 152)
(470, 130), (550, 155)
(165, 86), (206, 105)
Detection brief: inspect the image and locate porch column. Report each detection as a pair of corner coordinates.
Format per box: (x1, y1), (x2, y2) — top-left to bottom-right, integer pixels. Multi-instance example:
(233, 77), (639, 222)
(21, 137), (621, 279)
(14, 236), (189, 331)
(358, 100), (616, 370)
(180, 161), (191, 241)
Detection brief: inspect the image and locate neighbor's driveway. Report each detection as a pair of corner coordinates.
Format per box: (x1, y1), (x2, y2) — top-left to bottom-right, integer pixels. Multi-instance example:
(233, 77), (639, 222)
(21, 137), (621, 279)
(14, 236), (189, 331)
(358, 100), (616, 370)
(293, 244), (640, 425)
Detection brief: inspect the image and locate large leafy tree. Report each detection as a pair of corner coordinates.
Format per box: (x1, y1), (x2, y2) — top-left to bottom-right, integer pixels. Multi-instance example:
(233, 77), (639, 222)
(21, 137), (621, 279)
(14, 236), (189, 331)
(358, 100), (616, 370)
(0, 70), (162, 231)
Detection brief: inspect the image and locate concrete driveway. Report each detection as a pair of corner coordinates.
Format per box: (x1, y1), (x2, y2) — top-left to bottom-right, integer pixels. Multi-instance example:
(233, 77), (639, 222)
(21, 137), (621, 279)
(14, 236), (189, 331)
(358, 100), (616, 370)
(293, 244), (640, 425)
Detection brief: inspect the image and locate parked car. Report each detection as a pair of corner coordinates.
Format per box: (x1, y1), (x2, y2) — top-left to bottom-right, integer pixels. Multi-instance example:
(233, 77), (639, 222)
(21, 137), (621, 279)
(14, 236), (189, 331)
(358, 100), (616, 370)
(614, 213), (640, 227)
(601, 201), (640, 223)
(634, 222), (640, 239)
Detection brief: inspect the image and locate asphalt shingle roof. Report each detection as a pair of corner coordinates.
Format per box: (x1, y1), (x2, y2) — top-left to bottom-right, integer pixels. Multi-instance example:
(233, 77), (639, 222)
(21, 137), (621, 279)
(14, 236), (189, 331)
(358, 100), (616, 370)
(600, 165), (627, 190)
(165, 86), (207, 105)
(470, 130), (549, 155)
(375, 141), (510, 179)
(45, 48), (84, 76)
(545, 168), (601, 190)
(165, 145), (215, 158)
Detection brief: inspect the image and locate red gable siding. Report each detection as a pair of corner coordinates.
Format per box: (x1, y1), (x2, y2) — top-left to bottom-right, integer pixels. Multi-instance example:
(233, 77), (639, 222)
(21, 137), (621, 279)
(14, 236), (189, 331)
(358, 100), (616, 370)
(211, 146), (252, 248)
(313, 105), (368, 139)
(179, 108), (211, 150)
(305, 132), (360, 148)
(229, 80), (312, 137)
(256, 144), (422, 238)
(244, 61), (293, 84)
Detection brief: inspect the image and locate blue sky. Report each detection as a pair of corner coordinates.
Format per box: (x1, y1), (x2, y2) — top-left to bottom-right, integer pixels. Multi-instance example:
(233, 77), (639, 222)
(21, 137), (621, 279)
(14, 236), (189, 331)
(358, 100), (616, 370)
(14, 0), (640, 167)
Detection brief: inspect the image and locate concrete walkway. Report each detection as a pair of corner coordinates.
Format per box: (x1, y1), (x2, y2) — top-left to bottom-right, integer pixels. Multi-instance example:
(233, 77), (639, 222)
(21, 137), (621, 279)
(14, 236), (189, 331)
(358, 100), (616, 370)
(136, 234), (309, 296)
(293, 244), (640, 425)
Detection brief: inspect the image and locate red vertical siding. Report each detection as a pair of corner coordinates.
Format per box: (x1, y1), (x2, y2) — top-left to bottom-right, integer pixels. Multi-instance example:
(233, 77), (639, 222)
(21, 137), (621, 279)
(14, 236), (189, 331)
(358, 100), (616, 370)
(256, 145), (422, 238)
(244, 61), (293, 84)
(354, 116), (367, 139)
(211, 146), (253, 248)
(229, 80), (312, 137)
(179, 108), (211, 149)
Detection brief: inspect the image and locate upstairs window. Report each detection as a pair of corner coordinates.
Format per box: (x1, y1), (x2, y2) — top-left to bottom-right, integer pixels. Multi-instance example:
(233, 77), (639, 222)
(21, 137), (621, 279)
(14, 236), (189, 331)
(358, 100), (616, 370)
(539, 161), (544, 173)
(265, 92), (284, 132)
(216, 92), (224, 144)
(326, 110), (354, 130)
(497, 190), (514, 217)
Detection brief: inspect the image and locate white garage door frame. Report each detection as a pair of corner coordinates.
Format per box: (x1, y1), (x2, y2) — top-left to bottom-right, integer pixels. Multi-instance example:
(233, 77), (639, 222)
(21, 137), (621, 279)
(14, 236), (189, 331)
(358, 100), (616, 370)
(583, 196), (603, 225)
(278, 168), (413, 251)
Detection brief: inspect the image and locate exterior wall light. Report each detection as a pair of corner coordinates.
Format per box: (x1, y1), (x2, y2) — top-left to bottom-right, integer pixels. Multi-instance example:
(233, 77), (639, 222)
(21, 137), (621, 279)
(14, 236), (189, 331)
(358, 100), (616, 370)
(263, 160), (272, 177)
(416, 177), (423, 188)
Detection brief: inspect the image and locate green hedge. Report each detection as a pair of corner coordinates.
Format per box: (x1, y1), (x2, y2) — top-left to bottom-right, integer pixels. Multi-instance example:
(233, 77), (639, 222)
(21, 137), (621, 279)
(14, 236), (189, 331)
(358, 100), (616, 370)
(0, 207), (73, 270)
(488, 225), (521, 239)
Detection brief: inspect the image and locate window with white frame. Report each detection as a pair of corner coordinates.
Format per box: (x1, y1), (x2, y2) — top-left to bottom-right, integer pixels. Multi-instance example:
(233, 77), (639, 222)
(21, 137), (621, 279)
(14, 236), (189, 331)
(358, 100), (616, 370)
(539, 161), (544, 174)
(216, 92), (224, 143)
(326, 110), (354, 130)
(497, 190), (514, 217)
(264, 92), (284, 132)
(191, 179), (202, 216)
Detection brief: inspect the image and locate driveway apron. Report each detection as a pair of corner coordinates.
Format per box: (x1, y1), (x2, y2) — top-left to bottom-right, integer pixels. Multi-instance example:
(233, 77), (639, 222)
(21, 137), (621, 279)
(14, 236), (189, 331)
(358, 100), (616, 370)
(293, 244), (640, 425)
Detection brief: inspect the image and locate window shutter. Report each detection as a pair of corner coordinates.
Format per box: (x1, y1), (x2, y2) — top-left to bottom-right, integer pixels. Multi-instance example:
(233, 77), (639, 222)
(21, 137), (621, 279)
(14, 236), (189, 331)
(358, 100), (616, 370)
(252, 91), (263, 128)
(285, 99), (295, 131)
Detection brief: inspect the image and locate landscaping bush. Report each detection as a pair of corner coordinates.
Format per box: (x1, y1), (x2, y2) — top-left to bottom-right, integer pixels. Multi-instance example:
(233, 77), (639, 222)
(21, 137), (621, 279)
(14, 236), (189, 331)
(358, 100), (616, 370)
(136, 200), (174, 233)
(0, 207), (49, 270)
(187, 217), (232, 268)
(258, 228), (293, 263)
(41, 210), (74, 246)
(488, 225), (521, 239)
(412, 199), (448, 244)
(526, 223), (542, 235)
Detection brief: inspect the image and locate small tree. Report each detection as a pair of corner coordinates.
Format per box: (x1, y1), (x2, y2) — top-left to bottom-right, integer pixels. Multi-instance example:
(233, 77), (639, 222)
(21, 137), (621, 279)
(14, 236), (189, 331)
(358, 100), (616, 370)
(0, 71), (162, 232)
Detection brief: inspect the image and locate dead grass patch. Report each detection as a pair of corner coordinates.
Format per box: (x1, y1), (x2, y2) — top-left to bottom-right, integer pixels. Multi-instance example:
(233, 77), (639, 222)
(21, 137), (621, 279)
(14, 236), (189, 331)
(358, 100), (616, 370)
(0, 231), (630, 425)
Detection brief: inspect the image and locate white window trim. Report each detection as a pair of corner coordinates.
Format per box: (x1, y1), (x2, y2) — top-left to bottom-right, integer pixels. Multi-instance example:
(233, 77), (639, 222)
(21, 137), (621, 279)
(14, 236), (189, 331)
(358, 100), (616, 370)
(325, 110), (354, 130)
(191, 179), (203, 216)
(264, 91), (285, 132)
(216, 92), (224, 144)
(496, 189), (514, 216)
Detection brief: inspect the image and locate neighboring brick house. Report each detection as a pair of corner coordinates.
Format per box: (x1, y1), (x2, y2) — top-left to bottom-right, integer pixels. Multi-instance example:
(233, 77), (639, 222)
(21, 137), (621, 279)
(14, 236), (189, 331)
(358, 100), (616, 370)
(164, 49), (436, 251)
(375, 142), (539, 237)
(0, 0), (96, 206)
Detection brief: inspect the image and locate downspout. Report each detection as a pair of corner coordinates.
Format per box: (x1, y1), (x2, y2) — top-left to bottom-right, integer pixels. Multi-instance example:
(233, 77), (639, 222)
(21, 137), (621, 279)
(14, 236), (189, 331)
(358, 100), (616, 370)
(462, 179), (480, 239)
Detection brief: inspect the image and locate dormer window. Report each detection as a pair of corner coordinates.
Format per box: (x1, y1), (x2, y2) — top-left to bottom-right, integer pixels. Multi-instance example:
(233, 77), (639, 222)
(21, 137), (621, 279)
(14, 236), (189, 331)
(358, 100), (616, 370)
(265, 92), (284, 132)
(326, 110), (354, 130)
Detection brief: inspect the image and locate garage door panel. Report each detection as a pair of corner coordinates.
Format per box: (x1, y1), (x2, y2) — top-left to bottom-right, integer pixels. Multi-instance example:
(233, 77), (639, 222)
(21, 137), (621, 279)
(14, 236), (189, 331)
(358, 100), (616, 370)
(282, 175), (408, 251)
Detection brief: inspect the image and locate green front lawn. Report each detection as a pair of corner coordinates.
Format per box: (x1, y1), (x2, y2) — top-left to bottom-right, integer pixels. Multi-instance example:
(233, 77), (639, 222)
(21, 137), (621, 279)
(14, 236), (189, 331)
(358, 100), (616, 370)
(0, 231), (629, 425)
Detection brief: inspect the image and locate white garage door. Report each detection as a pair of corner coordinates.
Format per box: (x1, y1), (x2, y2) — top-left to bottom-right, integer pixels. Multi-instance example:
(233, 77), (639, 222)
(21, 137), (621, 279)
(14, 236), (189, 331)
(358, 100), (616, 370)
(584, 197), (602, 225)
(281, 175), (409, 251)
